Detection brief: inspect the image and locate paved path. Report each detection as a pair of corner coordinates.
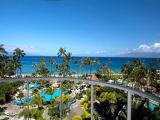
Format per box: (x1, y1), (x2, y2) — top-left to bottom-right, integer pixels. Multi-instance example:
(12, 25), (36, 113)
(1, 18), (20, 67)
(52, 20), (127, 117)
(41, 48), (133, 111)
(0, 103), (21, 120)
(43, 107), (50, 120)
(70, 100), (82, 119)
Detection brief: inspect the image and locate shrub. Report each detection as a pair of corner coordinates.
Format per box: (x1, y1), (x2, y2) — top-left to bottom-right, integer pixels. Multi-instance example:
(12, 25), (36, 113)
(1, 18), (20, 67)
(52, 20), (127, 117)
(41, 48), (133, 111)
(72, 115), (82, 120)
(81, 109), (90, 119)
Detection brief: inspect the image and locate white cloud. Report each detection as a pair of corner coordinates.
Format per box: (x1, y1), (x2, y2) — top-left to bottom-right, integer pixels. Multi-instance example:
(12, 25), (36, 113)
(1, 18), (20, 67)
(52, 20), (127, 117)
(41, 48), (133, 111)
(116, 42), (160, 57)
(3, 42), (160, 57)
(153, 43), (160, 48)
(137, 42), (160, 53)
(4, 44), (43, 55)
(139, 44), (150, 49)
(95, 50), (107, 54)
(79, 43), (160, 57)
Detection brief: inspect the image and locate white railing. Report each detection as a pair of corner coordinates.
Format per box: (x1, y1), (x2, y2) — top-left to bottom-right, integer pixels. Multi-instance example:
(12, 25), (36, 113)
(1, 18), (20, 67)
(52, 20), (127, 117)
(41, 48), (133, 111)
(1, 77), (160, 120)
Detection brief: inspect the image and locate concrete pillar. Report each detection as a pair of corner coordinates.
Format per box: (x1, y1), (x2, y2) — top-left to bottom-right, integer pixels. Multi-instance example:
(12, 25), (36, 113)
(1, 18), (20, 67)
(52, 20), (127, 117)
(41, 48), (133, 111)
(27, 81), (30, 120)
(127, 91), (132, 120)
(60, 80), (62, 120)
(91, 82), (94, 120)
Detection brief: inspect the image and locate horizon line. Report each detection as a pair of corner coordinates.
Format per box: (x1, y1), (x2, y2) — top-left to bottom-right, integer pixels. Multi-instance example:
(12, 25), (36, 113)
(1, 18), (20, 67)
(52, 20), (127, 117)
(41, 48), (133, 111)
(7, 55), (160, 59)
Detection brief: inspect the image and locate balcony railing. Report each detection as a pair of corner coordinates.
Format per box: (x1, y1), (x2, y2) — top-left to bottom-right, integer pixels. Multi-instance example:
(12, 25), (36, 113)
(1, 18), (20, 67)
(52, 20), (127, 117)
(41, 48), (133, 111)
(0, 77), (160, 120)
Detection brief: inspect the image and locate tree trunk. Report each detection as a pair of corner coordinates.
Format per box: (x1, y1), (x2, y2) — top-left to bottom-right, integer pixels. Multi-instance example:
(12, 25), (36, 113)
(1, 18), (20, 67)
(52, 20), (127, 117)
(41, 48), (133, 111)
(20, 68), (22, 76)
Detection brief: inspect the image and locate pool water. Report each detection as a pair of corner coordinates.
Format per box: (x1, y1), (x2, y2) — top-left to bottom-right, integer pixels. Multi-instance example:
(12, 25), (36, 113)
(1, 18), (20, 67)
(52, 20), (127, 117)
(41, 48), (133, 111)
(149, 103), (156, 111)
(16, 97), (32, 105)
(15, 89), (62, 105)
(26, 83), (40, 89)
(41, 89), (61, 102)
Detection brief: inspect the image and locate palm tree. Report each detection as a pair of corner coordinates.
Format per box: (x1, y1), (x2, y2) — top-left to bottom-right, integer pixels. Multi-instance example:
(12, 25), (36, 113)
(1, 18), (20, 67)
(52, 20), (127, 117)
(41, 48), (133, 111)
(74, 60), (79, 75)
(105, 59), (112, 78)
(57, 48), (72, 77)
(13, 48), (26, 60)
(32, 62), (38, 77)
(121, 59), (147, 89)
(65, 52), (72, 60)
(52, 59), (57, 77)
(48, 56), (57, 76)
(56, 48), (72, 119)
(93, 58), (100, 74)
(90, 58), (100, 74)
(79, 63), (84, 76)
(32, 62), (37, 72)
(13, 48), (26, 76)
(131, 59), (147, 89)
(5, 59), (15, 77)
(0, 45), (25, 78)
(121, 61), (134, 85)
(48, 56), (54, 76)
(46, 87), (56, 104)
(82, 57), (93, 75)
(0, 44), (7, 56)
(58, 48), (66, 57)
(82, 57), (88, 74)
(0, 55), (9, 78)
(102, 64), (110, 76)
(36, 58), (50, 77)
(46, 87), (56, 95)
(12, 59), (20, 76)
(147, 60), (159, 92)
(19, 108), (31, 120)
(32, 93), (43, 109)
(0, 44), (10, 78)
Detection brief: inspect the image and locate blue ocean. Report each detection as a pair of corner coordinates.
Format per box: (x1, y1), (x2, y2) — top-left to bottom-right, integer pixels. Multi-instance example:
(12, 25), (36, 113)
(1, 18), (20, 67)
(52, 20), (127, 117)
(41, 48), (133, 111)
(21, 56), (159, 74)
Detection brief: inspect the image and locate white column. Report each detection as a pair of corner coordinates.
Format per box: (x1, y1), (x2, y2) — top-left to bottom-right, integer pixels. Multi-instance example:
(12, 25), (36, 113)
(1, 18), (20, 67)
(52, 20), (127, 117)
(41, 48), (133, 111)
(127, 91), (132, 120)
(60, 80), (62, 120)
(27, 81), (30, 120)
(91, 82), (94, 120)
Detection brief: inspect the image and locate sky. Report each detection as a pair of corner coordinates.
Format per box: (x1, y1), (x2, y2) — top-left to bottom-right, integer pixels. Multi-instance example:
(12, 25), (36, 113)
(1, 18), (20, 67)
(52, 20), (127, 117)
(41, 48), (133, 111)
(0, 0), (160, 57)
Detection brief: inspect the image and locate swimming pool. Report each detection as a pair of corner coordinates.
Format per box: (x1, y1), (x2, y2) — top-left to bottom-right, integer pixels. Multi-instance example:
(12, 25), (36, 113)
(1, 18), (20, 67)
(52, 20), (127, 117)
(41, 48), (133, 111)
(16, 89), (62, 105)
(26, 83), (40, 89)
(149, 103), (157, 111)
(41, 89), (62, 102)
(16, 97), (32, 105)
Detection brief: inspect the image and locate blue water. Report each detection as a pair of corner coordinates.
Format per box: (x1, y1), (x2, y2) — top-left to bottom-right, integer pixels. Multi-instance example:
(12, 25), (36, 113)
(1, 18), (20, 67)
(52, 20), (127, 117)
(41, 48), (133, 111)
(16, 89), (62, 105)
(41, 89), (62, 102)
(149, 103), (157, 111)
(26, 83), (40, 89)
(20, 56), (160, 74)
(16, 97), (32, 105)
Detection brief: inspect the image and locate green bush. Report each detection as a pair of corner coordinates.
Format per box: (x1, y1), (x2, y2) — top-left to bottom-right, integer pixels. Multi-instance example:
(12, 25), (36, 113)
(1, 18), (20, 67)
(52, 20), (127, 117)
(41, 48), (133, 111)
(81, 109), (90, 119)
(72, 115), (82, 120)
(76, 93), (82, 100)
(0, 82), (24, 104)
(19, 108), (45, 120)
